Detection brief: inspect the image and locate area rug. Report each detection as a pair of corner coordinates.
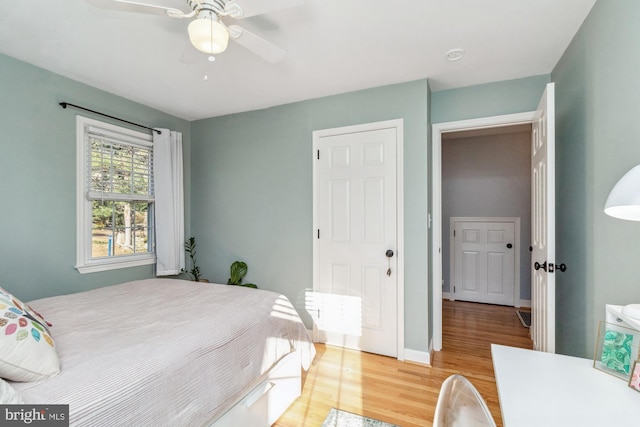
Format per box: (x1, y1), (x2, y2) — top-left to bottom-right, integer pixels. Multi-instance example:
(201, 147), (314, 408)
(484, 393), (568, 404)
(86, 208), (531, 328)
(321, 408), (401, 427)
(516, 310), (531, 328)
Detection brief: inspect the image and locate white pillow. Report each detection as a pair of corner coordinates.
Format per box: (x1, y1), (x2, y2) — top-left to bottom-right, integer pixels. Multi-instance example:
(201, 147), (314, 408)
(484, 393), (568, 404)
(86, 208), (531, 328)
(0, 378), (23, 404)
(0, 288), (60, 381)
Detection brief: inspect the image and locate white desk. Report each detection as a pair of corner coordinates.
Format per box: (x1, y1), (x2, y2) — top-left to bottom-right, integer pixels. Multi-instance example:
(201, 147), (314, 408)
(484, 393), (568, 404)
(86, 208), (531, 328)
(491, 344), (640, 426)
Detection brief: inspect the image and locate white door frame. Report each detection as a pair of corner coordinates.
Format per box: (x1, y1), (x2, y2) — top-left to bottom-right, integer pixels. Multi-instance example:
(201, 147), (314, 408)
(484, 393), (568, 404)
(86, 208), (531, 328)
(432, 112), (534, 351)
(312, 119), (405, 360)
(449, 216), (521, 306)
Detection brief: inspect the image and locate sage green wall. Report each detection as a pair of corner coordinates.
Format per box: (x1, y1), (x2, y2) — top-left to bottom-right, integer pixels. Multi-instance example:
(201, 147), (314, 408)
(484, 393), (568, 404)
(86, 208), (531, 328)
(0, 53), (191, 302)
(552, 0), (640, 357)
(191, 80), (430, 352)
(431, 75), (551, 124)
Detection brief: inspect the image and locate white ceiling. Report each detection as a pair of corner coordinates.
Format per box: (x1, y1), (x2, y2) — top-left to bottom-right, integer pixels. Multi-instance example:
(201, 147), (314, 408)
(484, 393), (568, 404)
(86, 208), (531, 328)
(0, 0), (596, 121)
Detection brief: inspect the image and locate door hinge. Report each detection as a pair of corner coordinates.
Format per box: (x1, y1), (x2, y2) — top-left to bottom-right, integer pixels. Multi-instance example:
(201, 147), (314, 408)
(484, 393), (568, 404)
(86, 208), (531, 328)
(317, 149), (320, 160)
(453, 230), (456, 237)
(317, 229), (320, 239)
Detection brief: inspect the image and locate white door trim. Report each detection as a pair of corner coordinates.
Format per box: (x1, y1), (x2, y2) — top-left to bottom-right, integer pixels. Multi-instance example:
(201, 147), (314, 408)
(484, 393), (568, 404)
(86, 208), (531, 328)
(432, 112), (535, 351)
(449, 216), (521, 306)
(312, 119), (405, 360)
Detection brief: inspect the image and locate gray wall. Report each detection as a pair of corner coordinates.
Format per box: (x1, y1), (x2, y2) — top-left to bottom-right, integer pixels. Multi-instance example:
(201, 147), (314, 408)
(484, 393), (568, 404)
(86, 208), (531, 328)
(552, 0), (640, 357)
(441, 131), (532, 302)
(0, 53), (191, 301)
(190, 80), (431, 352)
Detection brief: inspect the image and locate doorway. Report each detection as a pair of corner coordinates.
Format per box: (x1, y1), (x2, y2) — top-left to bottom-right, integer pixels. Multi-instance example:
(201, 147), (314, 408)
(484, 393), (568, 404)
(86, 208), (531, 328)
(432, 112), (536, 351)
(442, 125), (531, 306)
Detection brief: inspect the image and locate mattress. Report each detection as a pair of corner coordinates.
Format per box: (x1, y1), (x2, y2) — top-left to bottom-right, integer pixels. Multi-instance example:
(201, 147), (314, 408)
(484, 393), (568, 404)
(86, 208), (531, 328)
(12, 278), (315, 426)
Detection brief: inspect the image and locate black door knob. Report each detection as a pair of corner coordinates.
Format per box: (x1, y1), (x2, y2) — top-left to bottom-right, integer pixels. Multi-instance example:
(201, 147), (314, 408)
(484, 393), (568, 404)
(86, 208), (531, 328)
(506, 243), (513, 249)
(534, 261), (547, 271)
(386, 249), (394, 258)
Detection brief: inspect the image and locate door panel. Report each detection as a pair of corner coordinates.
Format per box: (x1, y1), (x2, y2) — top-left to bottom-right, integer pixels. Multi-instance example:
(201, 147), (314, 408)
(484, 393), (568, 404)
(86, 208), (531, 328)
(488, 252), (506, 294)
(330, 180), (350, 241)
(462, 251), (480, 294)
(313, 125), (398, 357)
(363, 178), (384, 241)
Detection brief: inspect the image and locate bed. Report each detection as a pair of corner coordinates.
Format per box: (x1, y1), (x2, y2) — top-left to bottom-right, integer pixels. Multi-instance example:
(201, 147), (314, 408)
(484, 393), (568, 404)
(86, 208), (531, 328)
(5, 278), (316, 426)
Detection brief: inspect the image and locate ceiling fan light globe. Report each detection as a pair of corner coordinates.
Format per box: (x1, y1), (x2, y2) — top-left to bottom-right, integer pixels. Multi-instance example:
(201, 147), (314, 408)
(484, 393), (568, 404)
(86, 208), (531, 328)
(188, 18), (229, 54)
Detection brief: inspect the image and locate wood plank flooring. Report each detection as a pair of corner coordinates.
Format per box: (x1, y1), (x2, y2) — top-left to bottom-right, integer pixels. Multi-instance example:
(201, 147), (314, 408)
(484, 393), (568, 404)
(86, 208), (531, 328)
(274, 300), (532, 427)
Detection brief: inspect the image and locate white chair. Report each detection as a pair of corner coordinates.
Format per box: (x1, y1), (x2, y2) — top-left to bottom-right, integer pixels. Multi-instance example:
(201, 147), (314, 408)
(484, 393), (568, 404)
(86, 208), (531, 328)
(433, 374), (497, 427)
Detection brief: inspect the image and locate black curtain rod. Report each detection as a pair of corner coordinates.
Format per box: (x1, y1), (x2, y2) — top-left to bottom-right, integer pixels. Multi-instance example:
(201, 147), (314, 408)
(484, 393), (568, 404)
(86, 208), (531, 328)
(59, 102), (162, 135)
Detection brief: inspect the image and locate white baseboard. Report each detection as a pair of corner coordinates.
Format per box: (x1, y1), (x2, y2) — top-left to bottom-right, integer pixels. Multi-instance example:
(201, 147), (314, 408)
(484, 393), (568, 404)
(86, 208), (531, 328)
(404, 348), (430, 365)
(441, 295), (532, 308)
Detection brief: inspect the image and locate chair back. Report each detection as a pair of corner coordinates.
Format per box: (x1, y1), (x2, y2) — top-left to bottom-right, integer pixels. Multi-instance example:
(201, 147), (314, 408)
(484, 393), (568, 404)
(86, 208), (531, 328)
(433, 374), (497, 427)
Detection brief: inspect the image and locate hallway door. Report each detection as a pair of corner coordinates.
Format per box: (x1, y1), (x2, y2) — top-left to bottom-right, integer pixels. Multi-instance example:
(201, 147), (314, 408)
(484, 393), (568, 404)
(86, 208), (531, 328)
(452, 218), (517, 306)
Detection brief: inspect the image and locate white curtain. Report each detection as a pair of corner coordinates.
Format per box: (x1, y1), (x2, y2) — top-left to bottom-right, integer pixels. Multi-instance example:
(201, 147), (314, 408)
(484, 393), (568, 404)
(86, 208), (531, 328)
(153, 129), (185, 275)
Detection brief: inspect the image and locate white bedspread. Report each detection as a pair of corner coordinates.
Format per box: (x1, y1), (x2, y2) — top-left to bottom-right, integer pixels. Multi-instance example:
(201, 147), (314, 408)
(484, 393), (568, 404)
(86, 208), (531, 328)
(12, 279), (315, 426)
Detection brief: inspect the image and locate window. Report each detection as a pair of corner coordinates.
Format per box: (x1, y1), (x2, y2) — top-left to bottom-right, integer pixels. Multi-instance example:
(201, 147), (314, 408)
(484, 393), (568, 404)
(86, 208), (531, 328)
(76, 116), (155, 273)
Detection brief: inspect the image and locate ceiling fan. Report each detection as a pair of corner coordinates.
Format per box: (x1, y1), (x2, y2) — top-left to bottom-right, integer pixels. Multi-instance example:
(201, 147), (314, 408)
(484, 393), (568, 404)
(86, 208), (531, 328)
(87, 0), (305, 62)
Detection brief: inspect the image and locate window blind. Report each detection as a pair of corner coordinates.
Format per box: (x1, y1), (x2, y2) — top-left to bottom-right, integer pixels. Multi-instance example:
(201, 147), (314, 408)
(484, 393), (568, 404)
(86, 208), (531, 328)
(85, 125), (154, 202)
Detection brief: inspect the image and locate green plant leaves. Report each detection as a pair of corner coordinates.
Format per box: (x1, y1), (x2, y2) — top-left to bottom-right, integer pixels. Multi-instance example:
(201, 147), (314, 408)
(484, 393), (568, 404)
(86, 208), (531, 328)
(229, 261), (248, 285)
(181, 237), (202, 281)
(227, 261), (257, 288)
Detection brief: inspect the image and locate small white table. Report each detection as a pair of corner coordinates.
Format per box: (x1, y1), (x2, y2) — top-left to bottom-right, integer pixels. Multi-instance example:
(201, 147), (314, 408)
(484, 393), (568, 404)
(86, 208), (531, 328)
(491, 344), (640, 426)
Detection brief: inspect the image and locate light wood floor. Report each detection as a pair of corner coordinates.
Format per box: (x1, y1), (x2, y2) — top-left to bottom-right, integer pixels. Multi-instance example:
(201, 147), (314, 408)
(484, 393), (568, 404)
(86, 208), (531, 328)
(274, 300), (532, 427)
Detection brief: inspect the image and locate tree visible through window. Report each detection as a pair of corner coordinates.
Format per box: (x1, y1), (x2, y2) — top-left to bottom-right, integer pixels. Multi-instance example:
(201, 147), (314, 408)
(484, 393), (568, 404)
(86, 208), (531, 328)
(89, 139), (152, 257)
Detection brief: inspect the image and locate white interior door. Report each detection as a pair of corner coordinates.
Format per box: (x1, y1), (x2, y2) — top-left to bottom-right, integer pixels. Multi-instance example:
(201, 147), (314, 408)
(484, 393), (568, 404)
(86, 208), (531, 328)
(312, 122), (400, 358)
(531, 82), (556, 353)
(451, 218), (517, 306)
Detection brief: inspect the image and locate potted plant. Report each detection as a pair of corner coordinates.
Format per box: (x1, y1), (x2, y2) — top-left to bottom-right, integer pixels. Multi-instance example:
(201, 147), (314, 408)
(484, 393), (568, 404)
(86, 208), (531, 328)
(181, 237), (208, 282)
(227, 261), (257, 288)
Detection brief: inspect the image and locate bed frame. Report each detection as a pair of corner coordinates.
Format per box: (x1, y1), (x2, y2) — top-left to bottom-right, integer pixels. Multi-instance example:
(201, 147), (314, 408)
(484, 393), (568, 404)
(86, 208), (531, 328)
(209, 350), (302, 427)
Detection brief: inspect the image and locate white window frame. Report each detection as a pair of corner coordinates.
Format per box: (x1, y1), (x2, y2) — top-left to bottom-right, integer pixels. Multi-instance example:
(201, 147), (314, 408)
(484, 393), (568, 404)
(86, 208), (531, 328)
(76, 116), (156, 274)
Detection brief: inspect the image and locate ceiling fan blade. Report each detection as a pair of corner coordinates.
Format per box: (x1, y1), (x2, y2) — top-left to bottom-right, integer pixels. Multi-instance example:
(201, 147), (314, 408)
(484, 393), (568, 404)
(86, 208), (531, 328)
(85, 0), (188, 17)
(227, 25), (285, 63)
(225, 0), (306, 19)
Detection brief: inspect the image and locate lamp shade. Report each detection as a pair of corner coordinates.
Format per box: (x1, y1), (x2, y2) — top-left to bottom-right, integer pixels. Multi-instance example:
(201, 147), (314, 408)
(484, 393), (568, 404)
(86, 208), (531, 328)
(188, 17), (229, 54)
(604, 165), (640, 221)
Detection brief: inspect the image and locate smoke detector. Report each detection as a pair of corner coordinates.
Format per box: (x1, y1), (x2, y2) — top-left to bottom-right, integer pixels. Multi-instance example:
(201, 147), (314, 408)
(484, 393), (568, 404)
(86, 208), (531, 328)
(445, 49), (465, 61)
